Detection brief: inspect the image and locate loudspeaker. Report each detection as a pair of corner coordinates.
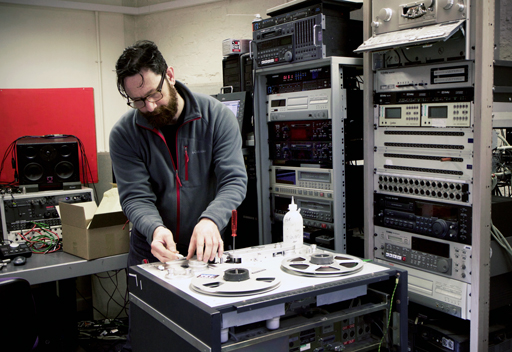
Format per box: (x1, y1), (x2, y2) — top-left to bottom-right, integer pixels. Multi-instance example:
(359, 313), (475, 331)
(16, 137), (81, 191)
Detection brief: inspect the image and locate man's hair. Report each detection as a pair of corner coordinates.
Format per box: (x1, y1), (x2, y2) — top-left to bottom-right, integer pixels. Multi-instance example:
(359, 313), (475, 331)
(115, 40), (168, 99)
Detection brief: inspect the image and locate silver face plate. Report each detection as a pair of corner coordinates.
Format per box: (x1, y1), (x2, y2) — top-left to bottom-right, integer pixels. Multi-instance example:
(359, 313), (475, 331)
(371, 0), (467, 35)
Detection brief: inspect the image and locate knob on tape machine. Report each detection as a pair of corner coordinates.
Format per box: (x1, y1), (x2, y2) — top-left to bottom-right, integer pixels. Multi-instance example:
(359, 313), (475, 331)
(432, 219), (449, 238)
(436, 258), (450, 273)
(442, 0), (454, 10)
(378, 8), (393, 22)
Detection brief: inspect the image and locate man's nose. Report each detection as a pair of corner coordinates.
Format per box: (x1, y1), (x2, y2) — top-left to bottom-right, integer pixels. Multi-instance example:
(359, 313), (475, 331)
(144, 100), (158, 112)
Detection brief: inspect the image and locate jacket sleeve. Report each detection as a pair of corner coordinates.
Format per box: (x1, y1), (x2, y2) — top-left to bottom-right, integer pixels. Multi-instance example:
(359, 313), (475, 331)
(199, 100), (248, 232)
(109, 118), (166, 244)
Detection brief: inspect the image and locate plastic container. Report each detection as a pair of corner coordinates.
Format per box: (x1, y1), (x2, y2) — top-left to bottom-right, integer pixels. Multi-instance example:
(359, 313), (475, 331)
(252, 13), (262, 31)
(283, 197), (303, 246)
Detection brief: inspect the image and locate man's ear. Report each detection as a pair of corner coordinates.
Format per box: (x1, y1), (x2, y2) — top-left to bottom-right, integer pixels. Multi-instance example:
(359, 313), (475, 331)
(166, 66), (176, 85)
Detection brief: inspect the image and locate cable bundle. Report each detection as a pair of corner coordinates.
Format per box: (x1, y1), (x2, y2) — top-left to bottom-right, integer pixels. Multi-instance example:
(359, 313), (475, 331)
(491, 221), (512, 258)
(17, 222), (61, 254)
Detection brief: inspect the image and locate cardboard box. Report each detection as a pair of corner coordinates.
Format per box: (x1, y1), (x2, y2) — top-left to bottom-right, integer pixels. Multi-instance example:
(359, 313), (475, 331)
(59, 201), (129, 260)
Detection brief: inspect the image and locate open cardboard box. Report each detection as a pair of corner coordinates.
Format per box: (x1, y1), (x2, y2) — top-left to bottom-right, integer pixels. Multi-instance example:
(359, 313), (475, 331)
(59, 195), (129, 260)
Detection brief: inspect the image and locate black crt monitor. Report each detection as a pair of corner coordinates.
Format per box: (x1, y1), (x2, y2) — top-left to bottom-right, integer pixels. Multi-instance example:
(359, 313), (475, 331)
(212, 91), (253, 145)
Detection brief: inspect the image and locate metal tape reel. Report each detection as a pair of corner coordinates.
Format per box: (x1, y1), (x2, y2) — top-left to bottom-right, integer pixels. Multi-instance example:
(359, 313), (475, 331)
(281, 252), (364, 277)
(190, 266), (281, 296)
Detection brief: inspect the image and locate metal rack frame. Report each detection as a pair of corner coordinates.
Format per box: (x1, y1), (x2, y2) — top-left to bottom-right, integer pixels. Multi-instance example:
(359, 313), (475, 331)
(253, 56), (363, 253)
(362, 1), (495, 350)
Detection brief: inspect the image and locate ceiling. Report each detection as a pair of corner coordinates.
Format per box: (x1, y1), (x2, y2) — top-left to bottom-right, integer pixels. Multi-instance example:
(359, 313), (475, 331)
(0, 0), (224, 15)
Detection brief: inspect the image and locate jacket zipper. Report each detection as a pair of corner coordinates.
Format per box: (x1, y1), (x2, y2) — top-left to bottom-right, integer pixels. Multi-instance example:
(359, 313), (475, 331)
(173, 117), (200, 240)
(138, 116), (201, 242)
(185, 146), (189, 181)
(141, 126), (182, 240)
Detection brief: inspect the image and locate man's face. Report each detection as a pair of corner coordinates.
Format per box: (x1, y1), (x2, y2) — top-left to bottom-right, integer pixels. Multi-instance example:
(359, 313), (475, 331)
(124, 68), (179, 128)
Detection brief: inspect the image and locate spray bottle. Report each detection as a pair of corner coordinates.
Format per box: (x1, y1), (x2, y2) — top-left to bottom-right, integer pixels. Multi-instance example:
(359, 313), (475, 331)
(283, 196), (303, 247)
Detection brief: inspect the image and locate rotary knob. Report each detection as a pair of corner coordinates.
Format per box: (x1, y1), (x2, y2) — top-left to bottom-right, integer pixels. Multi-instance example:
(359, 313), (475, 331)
(378, 8), (393, 22)
(437, 259), (450, 273)
(432, 219), (448, 238)
(284, 51), (293, 62)
(442, 0), (454, 9)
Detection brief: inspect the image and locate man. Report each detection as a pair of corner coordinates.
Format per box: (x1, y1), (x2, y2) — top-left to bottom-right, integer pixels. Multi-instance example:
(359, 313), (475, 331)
(110, 40), (247, 266)
(110, 40), (247, 351)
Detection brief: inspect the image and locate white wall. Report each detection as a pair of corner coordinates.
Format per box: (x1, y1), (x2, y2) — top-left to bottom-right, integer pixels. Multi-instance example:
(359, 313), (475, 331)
(0, 0), (283, 153)
(0, 2), (128, 152)
(132, 0), (283, 94)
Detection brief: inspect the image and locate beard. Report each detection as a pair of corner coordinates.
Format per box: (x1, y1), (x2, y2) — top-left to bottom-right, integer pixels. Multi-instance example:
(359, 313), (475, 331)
(141, 83), (179, 129)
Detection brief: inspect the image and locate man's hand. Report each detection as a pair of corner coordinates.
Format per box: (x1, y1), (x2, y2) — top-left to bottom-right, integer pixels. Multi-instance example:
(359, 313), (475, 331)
(151, 226), (180, 262)
(187, 218), (223, 262)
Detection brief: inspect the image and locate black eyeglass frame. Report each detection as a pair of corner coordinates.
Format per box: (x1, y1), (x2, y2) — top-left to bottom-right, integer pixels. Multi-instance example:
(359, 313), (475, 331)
(126, 71), (166, 109)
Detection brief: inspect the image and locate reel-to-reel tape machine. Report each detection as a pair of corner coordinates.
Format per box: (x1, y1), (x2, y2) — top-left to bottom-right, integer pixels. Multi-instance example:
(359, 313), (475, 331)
(145, 244), (365, 297)
(128, 242), (408, 352)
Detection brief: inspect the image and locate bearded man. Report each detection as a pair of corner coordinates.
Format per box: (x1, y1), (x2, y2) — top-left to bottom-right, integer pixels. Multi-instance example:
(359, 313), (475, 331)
(110, 40), (247, 351)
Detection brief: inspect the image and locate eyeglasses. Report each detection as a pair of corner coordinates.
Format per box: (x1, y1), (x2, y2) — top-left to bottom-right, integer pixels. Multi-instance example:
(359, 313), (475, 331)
(126, 71), (166, 109)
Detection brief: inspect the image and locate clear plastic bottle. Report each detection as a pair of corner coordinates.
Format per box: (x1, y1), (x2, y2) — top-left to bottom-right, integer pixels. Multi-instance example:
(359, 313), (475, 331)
(283, 197), (303, 246)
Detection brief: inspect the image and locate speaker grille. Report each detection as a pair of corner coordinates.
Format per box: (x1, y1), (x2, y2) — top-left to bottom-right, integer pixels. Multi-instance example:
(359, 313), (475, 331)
(16, 137), (80, 189)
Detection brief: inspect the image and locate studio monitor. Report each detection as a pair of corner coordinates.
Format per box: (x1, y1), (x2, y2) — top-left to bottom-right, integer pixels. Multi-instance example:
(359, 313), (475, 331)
(16, 137), (81, 191)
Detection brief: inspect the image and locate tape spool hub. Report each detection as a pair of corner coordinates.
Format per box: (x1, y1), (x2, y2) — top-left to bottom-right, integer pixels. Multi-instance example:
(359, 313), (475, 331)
(223, 268), (250, 282)
(310, 253), (334, 265)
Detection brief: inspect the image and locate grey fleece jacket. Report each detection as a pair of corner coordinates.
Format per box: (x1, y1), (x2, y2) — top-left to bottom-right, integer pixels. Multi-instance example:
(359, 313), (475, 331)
(109, 81), (248, 248)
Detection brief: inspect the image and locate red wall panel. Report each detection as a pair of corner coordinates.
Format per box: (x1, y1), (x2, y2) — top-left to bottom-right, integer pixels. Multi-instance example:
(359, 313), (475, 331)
(0, 88), (98, 184)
